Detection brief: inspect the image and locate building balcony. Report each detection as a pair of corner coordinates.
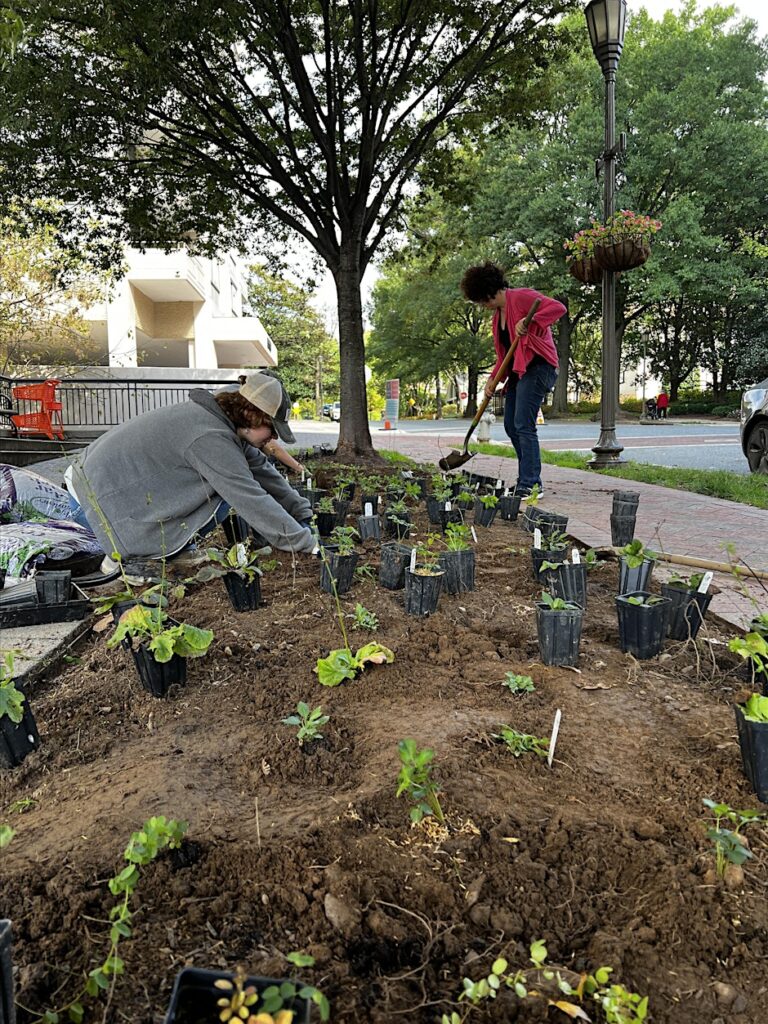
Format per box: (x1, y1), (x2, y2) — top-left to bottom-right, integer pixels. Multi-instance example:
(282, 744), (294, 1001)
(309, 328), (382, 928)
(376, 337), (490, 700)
(127, 250), (209, 302)
(211, 316), (277, 368)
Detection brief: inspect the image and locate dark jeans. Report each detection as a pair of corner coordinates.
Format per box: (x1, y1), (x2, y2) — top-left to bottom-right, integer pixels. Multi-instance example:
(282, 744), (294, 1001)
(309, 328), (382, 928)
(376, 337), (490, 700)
(67, 496), (232, 554)
(503, 361), (558, 490)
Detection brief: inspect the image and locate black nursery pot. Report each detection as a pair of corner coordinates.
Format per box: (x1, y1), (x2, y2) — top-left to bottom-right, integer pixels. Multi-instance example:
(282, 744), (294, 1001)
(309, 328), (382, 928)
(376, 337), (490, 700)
(618, 557), (654, 595)
(438, 549), (475, 594)
(356, 514), (381, 542)
(131, 644), (187, 698)
(337, 481), (356, 501)
(473, 501), (498, 528)
(404, 567), (444, 616)
(0, 567), (6, 591)
(531, 546), (568, 579)
(379, 543), (412, 590)
(222, 572), (261, 612)
(546, 562), (588, 609)
(615, 592), (671, 659)
(661, 583), (712, 641)
(521, 505), (540, 533)
(320, 551), (358, 595)
(426, 497), (446, 525)
(734, 705), (768, 804)
(499, 493), (522, 522)
(313, 509), (337, 537)
(0, 702), (41, 769)
(612, 490), (640, 514)
(359, 492), (380, 515)
(164, 966), (311, 1024)
(35, 570), (71, 605)
(222, 513), (249, 545)
(0, 919), (14, 1024)
(384, 511), (411, 540)
(536, 604), (583, 667)
(334, 499), (350, 526)
(610, 513), (637, 547)
(537, 512), (569, 539)
(439, 507), (464, 533)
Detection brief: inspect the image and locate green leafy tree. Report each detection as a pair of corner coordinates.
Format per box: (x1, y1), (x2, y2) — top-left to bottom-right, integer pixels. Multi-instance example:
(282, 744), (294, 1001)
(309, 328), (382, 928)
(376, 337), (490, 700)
(248, 268), (339, 413)
(0, 200), (115, 373)
(1, 0), (569, 456)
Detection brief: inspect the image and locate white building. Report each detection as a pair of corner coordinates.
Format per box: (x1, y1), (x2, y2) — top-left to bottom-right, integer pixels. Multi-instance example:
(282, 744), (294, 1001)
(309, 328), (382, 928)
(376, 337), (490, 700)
(85, 248), (277, 371)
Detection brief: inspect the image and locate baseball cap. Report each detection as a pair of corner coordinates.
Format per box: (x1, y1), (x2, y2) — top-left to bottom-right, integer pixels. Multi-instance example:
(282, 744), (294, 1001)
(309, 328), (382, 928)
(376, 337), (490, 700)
(239, 372), (296, 444)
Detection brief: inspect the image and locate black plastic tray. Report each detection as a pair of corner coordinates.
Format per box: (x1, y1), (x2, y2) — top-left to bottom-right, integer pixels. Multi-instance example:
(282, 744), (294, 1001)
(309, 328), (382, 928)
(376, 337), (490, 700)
(0, 583), (91, 628)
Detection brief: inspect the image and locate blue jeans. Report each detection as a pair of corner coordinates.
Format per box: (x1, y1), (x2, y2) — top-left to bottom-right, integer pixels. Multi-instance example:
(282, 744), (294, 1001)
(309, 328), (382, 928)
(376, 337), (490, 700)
(66, 496), (232, 553)
(503, 361), (558, 490)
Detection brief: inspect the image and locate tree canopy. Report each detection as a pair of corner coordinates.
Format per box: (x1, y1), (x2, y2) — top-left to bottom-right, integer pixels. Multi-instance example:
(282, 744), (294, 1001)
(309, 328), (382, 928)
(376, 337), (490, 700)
(1, 0), (572, 453)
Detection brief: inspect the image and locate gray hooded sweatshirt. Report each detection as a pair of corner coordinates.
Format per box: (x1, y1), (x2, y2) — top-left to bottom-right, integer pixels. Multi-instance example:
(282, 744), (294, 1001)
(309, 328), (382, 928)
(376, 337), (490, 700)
(70, 389), (314, 558)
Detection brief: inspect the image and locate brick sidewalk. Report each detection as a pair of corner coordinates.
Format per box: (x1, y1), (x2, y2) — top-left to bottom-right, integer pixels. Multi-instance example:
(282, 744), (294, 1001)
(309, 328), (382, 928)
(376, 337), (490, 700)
(375, 430), (768, 634)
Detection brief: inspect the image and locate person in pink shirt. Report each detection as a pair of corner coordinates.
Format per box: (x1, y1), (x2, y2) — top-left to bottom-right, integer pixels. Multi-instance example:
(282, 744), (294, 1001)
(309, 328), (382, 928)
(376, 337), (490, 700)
(460, 262), (566, 497)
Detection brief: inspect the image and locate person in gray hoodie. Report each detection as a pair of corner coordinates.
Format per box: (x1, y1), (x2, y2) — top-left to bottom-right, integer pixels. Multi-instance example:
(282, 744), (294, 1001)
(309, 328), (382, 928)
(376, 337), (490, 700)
(67, 372), (316, 563)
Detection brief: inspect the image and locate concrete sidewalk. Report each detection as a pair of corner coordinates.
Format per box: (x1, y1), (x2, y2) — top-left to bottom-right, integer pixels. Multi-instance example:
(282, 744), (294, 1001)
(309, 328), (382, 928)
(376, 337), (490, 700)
(376, 429), (768, 634)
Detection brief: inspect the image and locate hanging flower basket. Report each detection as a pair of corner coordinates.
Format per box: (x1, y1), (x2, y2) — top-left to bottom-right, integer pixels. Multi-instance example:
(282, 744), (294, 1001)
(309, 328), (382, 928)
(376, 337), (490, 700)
(565, 211), (661, 277)
(568, 257), (602, 284)
(593, 237), (651, 272)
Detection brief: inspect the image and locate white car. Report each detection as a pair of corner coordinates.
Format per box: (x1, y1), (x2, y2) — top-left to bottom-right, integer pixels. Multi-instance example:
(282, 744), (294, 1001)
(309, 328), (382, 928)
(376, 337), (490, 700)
(329, 401), (341, 421)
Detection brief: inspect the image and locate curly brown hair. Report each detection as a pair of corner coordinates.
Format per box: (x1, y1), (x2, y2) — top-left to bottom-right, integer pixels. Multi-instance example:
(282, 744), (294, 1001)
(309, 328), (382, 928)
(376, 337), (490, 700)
(215, 391), (274, 432)
(460, 262), (508, 302)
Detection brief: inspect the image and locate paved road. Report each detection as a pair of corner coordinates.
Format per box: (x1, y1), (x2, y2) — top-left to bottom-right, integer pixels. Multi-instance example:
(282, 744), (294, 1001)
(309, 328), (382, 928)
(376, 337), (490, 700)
(294, 417), (748, 475)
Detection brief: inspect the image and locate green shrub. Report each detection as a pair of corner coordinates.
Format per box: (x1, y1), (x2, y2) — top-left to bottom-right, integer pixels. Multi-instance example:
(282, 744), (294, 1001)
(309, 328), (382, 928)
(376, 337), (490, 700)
(441, 403), (458, 417)
(710, 405), (740, 417)
(620, 398), (644, 412)
(297, 397), (317, 419)
(567, 400), (601, 414)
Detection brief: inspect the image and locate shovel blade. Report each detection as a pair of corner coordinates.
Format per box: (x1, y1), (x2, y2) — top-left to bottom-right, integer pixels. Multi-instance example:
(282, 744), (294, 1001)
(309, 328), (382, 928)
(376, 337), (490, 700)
(438, 450), (475, 472)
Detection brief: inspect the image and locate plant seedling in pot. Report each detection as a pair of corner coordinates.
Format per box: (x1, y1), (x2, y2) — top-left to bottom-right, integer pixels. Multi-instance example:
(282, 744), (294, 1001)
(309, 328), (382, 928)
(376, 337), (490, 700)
(396, 738), (445, 824)
(729, 631), (768, 686)
(314, 495), (335, 514)
(620, 539), (654, 568)
(282, 702), (330, 746)
(626, 594), (664, 607)
(328, 525), (358, 555)
(539, 591), (579, 612)
(492, 725), (549, 758)
(478, 493), (499, 509)
(501, 672), (535, 694)
(0, 651), (40, 768)
(444, 522), (472, 551)
(196, 542), (263, 584)
(413, 535), (443, 576)
(107, 605), (213, 664)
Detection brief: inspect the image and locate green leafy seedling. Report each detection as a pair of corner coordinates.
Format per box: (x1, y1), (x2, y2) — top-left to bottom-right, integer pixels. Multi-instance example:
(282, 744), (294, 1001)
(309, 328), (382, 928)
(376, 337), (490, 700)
(396, 738), (445, 824)
(502, 672), (535, 694)
(282, 702), (329, 746)
(493, 726), (549, 758)
(351, 603), (379, 631)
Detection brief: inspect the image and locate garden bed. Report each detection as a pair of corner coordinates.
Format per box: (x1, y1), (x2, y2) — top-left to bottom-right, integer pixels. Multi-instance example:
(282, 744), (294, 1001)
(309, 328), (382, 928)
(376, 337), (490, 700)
(1, 472), (765, 1024)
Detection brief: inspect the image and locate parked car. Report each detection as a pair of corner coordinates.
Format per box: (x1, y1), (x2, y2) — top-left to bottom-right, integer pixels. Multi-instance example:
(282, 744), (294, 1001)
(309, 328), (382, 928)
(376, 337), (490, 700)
(326, 401), (341, 421)
(321, 403), (331, 418)
(741, 378), (768, 473)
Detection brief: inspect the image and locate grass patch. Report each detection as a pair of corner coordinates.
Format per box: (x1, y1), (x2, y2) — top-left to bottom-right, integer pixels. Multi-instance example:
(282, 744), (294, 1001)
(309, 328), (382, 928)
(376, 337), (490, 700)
(379, 449), (419, 467)
(469, 441), (768, 509)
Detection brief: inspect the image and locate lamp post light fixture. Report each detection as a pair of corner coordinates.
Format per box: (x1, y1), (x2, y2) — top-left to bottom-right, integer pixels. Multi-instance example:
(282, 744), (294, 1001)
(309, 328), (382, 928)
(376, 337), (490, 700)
(585, 0), (627, 469)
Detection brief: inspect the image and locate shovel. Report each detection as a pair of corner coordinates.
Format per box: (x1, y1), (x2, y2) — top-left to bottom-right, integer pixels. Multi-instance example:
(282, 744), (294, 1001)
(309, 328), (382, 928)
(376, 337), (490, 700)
(438, 298), (541, 472)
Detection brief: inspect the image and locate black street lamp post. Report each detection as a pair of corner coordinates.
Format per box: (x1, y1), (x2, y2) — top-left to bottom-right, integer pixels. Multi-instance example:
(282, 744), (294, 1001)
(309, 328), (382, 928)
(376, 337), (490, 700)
(585, 0), (627, 468)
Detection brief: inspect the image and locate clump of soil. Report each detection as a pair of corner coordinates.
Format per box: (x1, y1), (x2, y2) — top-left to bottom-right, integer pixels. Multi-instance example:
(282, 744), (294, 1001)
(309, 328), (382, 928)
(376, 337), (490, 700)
(1, 460), (764, 1023)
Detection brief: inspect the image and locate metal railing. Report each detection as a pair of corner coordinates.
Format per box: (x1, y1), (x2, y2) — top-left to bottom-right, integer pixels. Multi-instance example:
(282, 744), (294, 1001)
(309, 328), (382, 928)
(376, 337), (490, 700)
(0, 375), (240, 432)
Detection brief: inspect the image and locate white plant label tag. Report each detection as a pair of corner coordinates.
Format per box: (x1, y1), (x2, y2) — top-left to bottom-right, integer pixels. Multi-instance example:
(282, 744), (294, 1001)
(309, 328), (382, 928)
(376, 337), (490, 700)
(471, 526), (478, 543)
(548, 708), (562, 769)
(364, 502), (373, 517)
(410, 547), (417, 571)
(301, 468), (306, 482)
(496, 478), (502, 488)
(445, 501), (452, 511)
(533, 527), (542, 549)
(307, 477), (313, 490)
(503, 488), (510, 497)
(698, 571), (714, 593)
(572, 548), (581, 564)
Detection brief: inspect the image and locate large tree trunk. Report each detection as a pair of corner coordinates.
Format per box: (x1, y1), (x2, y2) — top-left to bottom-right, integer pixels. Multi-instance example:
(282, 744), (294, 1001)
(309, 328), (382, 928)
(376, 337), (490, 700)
(550, 314), (572, 416)
(334, 238), (376, 458)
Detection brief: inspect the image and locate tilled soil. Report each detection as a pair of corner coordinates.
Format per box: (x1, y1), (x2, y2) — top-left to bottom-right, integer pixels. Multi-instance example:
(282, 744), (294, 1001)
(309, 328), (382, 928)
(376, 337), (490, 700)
(1, 475), (765, 1024)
